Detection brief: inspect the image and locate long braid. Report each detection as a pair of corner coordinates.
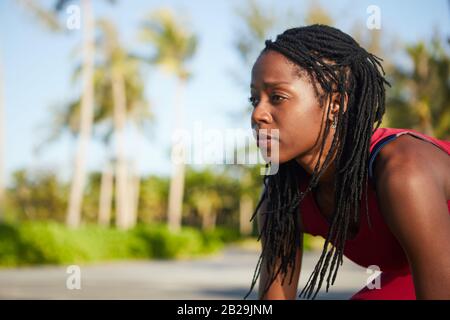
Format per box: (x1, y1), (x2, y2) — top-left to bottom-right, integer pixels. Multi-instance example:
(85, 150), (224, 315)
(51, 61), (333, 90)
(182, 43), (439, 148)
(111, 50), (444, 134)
(244, 25), (389, 300)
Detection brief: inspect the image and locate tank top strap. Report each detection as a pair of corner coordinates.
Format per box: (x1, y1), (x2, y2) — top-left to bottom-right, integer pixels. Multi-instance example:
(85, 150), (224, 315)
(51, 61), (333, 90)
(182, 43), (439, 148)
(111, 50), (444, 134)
(368, 129), (450, 180)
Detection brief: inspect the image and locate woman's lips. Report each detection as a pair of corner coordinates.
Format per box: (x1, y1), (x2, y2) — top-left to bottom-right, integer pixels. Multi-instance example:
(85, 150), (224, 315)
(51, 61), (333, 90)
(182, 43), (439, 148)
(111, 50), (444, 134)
(256, 136), (279, 149)
(257, 138), (271, 148)
(255, 130), (279, 150)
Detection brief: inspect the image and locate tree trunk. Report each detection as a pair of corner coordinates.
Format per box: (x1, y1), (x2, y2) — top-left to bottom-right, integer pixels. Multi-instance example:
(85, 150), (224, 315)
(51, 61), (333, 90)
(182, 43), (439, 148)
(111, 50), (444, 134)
(239, 194), (254, 236)
(416, 99), (434, 136)
(127, 164), (140, 229)
(202, 209), (217, 231)
(98, 162), (113, 226)
(66, 0), (95, 228)
(167, 80), (185, 232)
(112, 68), (129, 230)
(239, 172), (254, 236)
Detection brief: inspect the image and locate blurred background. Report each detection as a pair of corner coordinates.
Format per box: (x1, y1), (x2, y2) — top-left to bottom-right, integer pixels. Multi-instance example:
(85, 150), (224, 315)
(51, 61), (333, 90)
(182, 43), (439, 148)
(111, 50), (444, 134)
(0, 0), (448, 299)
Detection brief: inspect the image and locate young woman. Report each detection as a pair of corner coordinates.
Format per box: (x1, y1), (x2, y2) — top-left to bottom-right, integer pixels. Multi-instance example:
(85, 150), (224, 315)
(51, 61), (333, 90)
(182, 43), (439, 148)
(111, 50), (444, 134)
(244, 25), (450, 300)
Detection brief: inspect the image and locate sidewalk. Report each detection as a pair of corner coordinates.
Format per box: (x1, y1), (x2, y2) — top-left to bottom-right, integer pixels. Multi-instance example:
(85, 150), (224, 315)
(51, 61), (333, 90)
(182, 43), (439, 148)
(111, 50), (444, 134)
(0, 245), (369, 299)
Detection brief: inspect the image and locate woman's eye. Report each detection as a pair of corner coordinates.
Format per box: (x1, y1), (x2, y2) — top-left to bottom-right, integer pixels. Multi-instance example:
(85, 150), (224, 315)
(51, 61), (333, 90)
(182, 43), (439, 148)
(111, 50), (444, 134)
(248, 96), (259, 107)
(271, 94), (286, 104)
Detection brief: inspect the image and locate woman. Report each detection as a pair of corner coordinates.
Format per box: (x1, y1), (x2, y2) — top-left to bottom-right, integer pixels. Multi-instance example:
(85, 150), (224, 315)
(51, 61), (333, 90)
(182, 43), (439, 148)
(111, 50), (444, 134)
(245, 25), (450, 300)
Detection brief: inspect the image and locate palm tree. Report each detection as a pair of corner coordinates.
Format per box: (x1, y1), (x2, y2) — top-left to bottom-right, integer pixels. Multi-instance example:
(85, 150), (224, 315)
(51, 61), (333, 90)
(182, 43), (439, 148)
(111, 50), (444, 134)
(191, 189), (221, 231)
(64, 0), (96, 228)
(21, 0), (98, 228)
(238, 170), (254, 236)
(98, 161), (113, 226)
(7, 0), (117, 227)
(185, 168), (223, 231)
(40, 22), (151, 229)
(50, 0), (114, 228)
(140, 8), (197, 232)
(39, 17), (151, 228)
(96, 18), (152, 229)
(387, 39), (450, 139)
(15, 0), (60, 30)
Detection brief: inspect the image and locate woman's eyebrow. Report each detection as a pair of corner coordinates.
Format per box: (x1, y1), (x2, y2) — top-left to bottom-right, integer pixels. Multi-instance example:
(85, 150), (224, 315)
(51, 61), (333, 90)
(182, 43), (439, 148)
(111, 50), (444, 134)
(250, 81), (291, 88)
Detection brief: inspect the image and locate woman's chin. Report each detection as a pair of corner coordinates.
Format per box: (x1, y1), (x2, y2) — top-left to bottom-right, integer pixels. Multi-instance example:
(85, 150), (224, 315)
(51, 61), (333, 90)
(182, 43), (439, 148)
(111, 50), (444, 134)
(258, 148), (290, 165)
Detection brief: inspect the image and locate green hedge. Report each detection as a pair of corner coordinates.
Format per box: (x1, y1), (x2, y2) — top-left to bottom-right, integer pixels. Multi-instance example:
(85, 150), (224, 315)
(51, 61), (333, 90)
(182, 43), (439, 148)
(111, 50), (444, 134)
(0, 222), (241, 267)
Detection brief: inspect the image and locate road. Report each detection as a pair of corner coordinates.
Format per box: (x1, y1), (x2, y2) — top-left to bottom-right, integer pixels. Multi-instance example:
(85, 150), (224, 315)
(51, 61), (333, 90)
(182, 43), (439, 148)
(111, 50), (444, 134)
(0, 245), (370, 299)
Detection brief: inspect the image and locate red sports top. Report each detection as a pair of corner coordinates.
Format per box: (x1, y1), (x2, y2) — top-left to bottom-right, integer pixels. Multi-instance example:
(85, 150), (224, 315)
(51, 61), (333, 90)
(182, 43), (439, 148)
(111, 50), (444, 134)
(298, 127), (450, 300)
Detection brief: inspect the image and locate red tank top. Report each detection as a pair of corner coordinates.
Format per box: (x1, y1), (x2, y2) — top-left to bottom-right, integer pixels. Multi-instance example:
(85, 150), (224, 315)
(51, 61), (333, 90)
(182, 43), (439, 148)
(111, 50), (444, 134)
(298, 127), (450, 299)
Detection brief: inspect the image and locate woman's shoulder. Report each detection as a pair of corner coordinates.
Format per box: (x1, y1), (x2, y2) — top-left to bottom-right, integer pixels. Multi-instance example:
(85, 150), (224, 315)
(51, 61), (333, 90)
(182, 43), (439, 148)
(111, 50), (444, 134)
(372, 130), (450, 199)
(369, 127), (408, 153)
(369, 128), (450, 179)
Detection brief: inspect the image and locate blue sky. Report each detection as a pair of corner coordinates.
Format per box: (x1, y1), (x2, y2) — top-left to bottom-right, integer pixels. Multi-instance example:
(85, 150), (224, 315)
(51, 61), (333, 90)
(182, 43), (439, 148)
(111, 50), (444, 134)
(0, 0), (449, 184)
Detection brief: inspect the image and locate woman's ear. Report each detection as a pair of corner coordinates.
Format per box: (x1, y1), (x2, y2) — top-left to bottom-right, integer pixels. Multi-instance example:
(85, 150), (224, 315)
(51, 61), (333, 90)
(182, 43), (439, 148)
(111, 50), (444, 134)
(327, 92), (348, 122)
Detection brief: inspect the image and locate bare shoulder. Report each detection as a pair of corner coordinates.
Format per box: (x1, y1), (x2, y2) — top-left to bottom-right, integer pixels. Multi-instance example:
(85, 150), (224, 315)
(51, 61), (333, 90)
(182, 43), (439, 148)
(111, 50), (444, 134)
(373, 133), (450, 199)
(371, 133), (450, 299)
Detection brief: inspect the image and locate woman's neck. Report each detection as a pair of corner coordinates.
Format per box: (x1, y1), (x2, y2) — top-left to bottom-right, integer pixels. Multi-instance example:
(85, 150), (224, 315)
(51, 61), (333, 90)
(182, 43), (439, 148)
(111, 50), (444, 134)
(294, 130), (340, 190)
(295, 152), (337, 191)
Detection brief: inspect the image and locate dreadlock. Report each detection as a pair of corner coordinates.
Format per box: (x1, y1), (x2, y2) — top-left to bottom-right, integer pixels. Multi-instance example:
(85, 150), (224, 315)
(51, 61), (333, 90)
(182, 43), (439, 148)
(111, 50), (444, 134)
(244, 24), (390, 300)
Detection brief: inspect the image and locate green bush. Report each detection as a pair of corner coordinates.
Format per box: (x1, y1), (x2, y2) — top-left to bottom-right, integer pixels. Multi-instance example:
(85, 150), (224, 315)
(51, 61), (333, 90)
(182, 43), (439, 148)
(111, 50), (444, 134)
(132, 224), (229, 259)
(0, 222), (244, 267)
(203, 227), (241, 243)
(0, 223), (27, 266)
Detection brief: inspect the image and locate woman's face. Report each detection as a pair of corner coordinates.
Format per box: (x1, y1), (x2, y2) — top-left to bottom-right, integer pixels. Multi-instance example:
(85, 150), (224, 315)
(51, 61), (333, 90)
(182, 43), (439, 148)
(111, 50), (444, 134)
(250, 49), (332, 169)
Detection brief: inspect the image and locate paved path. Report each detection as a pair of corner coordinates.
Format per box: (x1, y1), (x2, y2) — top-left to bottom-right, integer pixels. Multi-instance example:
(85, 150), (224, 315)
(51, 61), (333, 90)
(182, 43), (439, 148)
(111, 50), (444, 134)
(0, 245), (369, 299)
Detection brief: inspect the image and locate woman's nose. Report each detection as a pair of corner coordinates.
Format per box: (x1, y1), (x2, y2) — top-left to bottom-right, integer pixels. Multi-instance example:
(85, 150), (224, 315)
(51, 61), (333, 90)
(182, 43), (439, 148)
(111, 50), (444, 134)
(251, 104), (272, 127)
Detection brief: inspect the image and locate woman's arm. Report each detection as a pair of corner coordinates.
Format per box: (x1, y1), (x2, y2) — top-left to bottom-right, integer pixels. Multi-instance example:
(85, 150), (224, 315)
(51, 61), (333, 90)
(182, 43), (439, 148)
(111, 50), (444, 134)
(257, 198), (303, 300)
(374, 135), (450, 299)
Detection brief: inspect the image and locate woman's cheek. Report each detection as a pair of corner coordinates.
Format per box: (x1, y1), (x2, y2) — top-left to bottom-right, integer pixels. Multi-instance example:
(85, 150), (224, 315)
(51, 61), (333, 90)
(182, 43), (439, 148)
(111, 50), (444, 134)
(277, 138), (300, 163)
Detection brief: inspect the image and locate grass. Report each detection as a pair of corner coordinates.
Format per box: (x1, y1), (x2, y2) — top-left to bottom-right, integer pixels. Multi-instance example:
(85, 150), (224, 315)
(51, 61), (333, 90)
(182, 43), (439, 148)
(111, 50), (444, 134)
(0, 221), (242, 267)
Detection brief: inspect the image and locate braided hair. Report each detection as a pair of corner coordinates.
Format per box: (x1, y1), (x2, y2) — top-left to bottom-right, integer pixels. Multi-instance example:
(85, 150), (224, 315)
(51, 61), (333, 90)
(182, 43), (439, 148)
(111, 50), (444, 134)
(244, 24), (390, 300)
